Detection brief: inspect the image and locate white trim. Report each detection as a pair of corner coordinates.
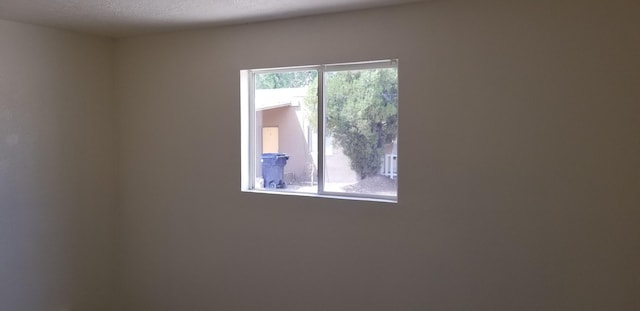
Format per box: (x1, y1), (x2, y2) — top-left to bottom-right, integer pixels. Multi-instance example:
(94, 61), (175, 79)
(242, 59), (399, 201)
(255, 102), (292, 111)
(251, 65), (320, 74)
(324, 59), (397, 72)
(245, 189), (397, 204)
(248, 71), (256, 189)
(249, 59), (396, 74)
(240, 70), (250, 190)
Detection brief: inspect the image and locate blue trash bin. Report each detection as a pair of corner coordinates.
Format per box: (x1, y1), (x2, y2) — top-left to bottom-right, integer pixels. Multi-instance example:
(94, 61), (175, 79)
(261, 153), (289, 189)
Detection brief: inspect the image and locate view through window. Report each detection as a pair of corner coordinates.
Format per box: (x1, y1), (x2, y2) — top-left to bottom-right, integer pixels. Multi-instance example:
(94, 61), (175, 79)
(242, 60), (398, 201)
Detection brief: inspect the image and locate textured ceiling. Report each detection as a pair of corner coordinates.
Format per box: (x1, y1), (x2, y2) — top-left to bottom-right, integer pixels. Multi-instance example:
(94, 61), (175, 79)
(0, 0), (423, 37)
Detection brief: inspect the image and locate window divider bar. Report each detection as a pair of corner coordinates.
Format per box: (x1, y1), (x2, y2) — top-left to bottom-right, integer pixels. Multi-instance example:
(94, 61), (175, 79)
(317, 67), (325, 194)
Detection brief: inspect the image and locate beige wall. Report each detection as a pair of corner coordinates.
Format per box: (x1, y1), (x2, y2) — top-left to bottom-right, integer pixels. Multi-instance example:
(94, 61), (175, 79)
(2, 0), (639, 310)
(115, 1), (639, 310)
(0, 20), (117, 311)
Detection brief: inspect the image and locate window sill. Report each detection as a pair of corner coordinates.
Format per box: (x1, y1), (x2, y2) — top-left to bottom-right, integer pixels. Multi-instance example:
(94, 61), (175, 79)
(242, 188), (397, 204)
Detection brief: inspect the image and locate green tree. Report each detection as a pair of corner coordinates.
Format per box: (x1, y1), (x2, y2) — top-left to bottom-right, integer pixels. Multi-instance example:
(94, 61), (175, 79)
(255, 71), (317, 89)
(306, 68), (398, 179)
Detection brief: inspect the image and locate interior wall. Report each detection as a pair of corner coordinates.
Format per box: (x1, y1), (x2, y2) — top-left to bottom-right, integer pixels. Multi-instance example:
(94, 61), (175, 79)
(115, 0), (640, 310)
(0, 20), (117, 311)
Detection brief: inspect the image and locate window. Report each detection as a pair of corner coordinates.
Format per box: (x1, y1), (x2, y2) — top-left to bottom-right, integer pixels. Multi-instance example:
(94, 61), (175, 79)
(241, 60), (398, 202)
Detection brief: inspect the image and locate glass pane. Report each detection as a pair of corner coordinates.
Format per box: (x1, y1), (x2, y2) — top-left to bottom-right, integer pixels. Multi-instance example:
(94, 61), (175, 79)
(323, 67), (398, 197)
(254, 70), (318, 193)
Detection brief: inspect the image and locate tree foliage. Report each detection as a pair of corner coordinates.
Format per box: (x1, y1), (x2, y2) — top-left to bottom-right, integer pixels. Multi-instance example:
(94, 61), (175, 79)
(255, 71), (317, 89)
(306, 68), (398, 179)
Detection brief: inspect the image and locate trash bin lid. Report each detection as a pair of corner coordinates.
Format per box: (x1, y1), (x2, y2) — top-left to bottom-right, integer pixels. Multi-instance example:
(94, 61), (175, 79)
(261, 153), (289, 159)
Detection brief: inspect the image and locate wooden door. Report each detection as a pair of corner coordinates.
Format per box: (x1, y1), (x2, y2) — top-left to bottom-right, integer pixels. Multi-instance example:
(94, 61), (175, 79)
(262, 127), (278, 153)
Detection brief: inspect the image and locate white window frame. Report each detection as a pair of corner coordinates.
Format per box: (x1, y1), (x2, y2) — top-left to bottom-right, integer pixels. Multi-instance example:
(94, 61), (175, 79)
(241, 59), (398, 203)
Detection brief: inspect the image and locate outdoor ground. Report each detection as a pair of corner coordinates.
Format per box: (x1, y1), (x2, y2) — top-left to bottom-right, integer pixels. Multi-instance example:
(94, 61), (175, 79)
(276, 174), (397, 197)
(342, 175), (398, 196)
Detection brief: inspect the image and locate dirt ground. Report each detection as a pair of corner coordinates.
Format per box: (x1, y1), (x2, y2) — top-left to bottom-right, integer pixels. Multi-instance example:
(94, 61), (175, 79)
(269, 174), (397, 197)
(342, 175), (397, 195)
